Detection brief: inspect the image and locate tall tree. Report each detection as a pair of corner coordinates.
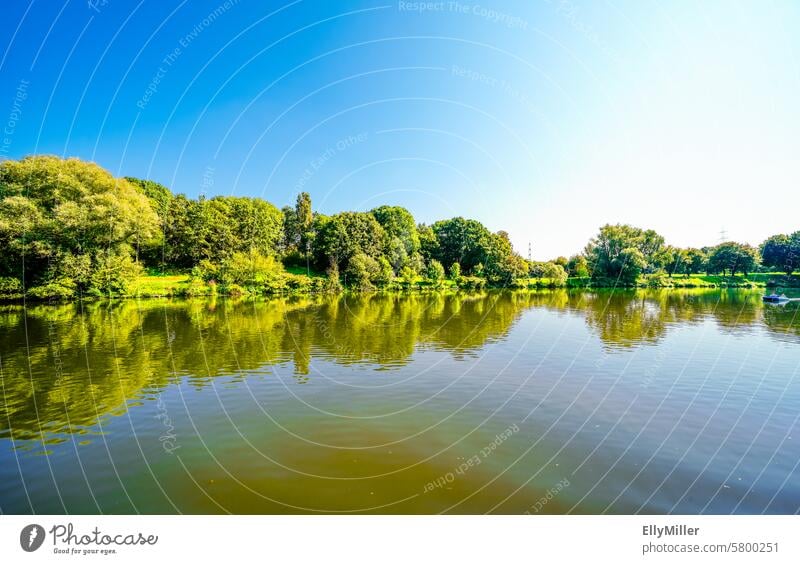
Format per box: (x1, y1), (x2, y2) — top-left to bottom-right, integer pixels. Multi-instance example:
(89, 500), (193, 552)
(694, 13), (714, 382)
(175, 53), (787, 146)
(707, 242), (760, 276)
(584, 224), (661, 283)
(0, 156), (160, 287)
(312, 211), (385, 271)
(371, 205), (420, 273)
(760, 233), (800, 275)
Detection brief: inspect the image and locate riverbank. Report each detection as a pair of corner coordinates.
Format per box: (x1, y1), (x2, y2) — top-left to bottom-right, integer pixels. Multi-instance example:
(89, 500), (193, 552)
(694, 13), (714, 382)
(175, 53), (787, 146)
(129, 271), (800, 297)
(0, 268), (800, 302)
(3, 271), (798, 302)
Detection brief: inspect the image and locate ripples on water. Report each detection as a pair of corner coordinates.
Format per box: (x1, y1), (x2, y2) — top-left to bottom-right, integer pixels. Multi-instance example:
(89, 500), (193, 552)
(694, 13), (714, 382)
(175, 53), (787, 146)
(0, 289), (799, 514)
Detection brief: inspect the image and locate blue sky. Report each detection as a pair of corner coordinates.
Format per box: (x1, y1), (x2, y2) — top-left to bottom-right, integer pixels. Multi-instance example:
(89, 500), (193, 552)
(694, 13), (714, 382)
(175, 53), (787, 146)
(1, 0), (798, 258)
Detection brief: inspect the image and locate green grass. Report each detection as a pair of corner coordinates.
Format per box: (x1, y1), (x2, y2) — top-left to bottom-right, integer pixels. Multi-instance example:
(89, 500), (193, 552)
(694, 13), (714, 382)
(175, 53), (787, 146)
(131, 274), (192, 297)
(284, 265), (326, 278)
(125, 271), (800, 299)
(557, 272), (800, 289)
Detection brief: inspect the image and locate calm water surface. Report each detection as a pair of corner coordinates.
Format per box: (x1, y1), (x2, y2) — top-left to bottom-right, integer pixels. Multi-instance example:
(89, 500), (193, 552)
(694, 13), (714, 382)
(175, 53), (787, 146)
(1, 289), (799, 514)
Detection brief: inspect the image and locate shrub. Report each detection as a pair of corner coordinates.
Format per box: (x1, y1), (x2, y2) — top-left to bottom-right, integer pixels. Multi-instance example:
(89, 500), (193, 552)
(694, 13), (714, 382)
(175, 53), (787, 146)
(400, 266), (417, 288)
(0, 276), (22, 297)
(647, 271), (671, 288)
(218, 249), (286, 292)
(458, 276), (486, 290)
(183, 278), (212, 297)
(27, 279), (76, 300)
(375, 257), (394, 288)
(324, 264), (343, 293)
(426, 259), (445, 285)
(90, 250), (143, 297)
(285, 273), (313, 293)
(346, 253), (380, 290)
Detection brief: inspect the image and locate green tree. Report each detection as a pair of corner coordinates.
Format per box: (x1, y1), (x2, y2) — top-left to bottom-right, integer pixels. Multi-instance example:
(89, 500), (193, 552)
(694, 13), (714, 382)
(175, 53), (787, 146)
(707, 242), (760, 276)
(313, 212), (385, 271)
(296, 192), (313, 254)
(760, 233), (800, 275)
(684, 248), (707, 276)
(375, 256), (394, 287)
(449, 262), (461, 281)
(345, 252), (381, 290)
(0, 156), (160, 291)
(218, 248), (285, 290)
(426, 259), (445, 285)
(567, 254), (590, 277)
(417, 223), (439, 262)
(430, 217), (494, 273)
(371, 205), (420, 273)
(584, 224), (664, 284)
(125, 177), (172, 218)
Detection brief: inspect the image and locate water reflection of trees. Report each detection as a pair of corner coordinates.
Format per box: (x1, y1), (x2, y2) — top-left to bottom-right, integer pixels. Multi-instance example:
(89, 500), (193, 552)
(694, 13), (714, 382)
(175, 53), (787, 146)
(0, 293), (533, 445)
(0, 289), (794, 445)
(569, 290), (764, 349)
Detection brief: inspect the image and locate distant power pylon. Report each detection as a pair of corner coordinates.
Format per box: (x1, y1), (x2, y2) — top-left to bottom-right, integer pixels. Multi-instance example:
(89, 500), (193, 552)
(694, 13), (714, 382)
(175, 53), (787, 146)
(719, 228), (728, 243)
(528, 242), (532, 261)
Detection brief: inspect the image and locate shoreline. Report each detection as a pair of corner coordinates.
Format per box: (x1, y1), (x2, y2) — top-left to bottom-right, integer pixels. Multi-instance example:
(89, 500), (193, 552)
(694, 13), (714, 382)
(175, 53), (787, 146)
(1, 275), (795, 304)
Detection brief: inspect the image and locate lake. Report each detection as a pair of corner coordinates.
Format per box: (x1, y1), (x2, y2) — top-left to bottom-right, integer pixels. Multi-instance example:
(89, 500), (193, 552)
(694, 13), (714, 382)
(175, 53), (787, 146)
(1, 289), (799, 514)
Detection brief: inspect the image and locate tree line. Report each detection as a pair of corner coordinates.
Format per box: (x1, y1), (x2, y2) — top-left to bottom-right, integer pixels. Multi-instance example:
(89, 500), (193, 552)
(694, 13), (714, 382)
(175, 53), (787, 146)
(572, 224), (799, 285)
(0, 156), (797, 299)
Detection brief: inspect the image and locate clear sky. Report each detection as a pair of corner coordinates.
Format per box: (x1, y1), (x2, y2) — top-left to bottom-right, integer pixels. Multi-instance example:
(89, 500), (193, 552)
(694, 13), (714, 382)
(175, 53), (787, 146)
(1, 0), (798, 259)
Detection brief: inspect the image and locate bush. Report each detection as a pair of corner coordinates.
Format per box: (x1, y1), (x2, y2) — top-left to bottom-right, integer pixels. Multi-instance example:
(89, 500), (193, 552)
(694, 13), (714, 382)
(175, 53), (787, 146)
(90, 250), (143, 297)
(426, 259), (445, 285)
(375, 257), (394, 288)
(193, 259), (219, 283)
(458, 276), (486, 290)
(218, 249), (286, 293)
(324, 264), (343, 293)
(225, 283), (246, 296)
(285, 273), (313, 293)
(182, 278), (212, 297)
(400, 266), (417, 288)
(27, 279), (76, 300)
(646, 271), (671, 288)
(0, 276), (22, 297)
(346, 253), (380, 290)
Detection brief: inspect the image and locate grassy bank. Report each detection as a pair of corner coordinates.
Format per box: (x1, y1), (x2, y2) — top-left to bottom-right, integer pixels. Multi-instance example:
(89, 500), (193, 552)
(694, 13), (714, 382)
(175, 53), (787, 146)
(5, 271), (799, 302)
(127, 271), (800, 298)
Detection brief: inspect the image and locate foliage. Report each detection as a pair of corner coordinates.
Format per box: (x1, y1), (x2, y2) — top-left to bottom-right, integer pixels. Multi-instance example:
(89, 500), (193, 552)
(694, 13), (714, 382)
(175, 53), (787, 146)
(90, 249), (144, 297)
(313, 211), (385, 272)
(706, 242), (759, 276)
(584, 224), (663, 284)
(375, 257), (395, 287)
(760, 232), (800, 275)
(684, 248), (707, 276)
(371, 205), (420, 272)
(8, 155), (800, 298)
(324, 263), (343, 293)
(426, 259), (445, 285)
(401, 266), (417, 286)
(346, 252), (381, 291)
(449, 262), (461, 281)
(0, 156), (159, 295)
(430, 217), (494, 273)
(217, 249), (286, 292)
(283, 192), (313, 254)
(567, 254), (589, 277)
(529, 262), (568, 286)
(0, 276), (22, 297)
